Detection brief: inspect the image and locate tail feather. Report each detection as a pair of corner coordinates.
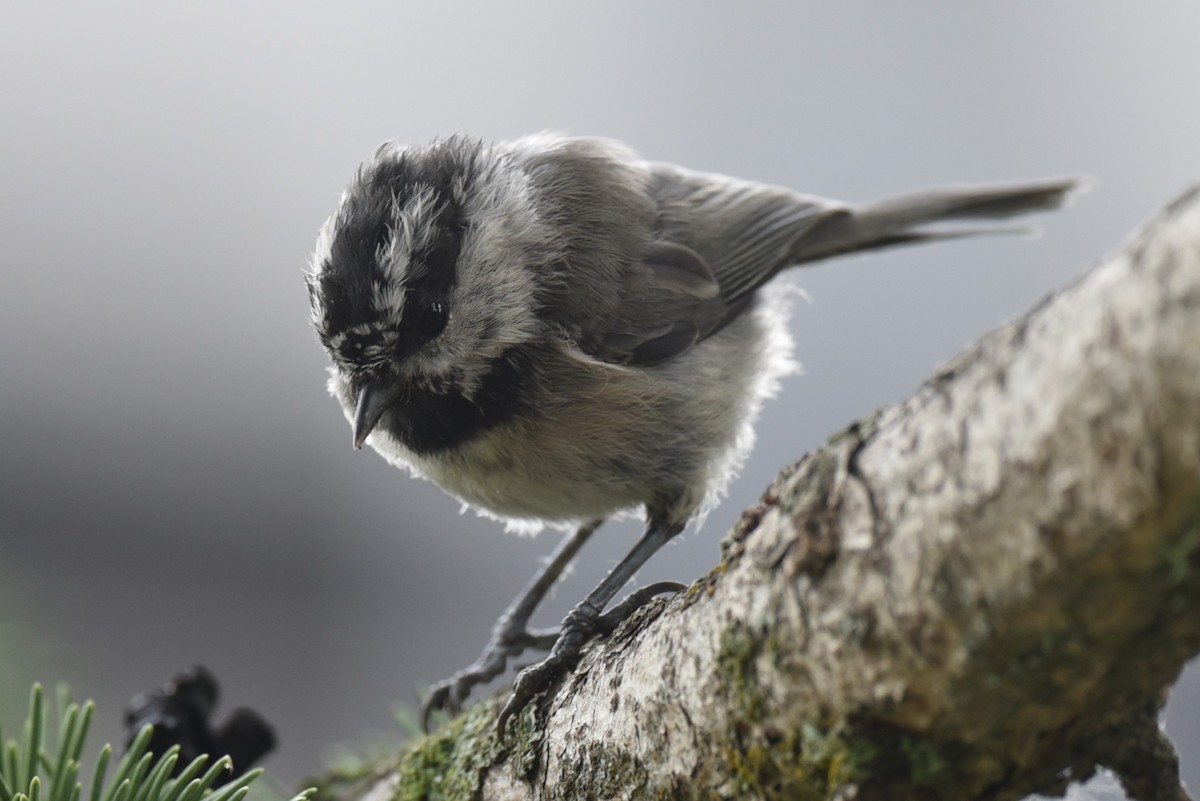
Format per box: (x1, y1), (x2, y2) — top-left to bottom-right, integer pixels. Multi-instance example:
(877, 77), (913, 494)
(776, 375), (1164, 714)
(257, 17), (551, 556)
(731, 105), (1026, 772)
(860, 178), (1081, 224)
(793, 177), (1084, 264)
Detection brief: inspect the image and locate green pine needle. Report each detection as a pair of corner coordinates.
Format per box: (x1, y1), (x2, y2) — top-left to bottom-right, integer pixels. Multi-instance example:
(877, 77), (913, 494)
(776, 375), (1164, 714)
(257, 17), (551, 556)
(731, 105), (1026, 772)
(87, 746), (111, 801)
(0, 685), (312, 801)
(157, 758), (206, 801)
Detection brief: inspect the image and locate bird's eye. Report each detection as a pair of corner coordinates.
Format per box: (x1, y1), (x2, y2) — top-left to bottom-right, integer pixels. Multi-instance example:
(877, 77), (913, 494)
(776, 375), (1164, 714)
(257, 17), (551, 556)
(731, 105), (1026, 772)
(415, 299), (448, 337)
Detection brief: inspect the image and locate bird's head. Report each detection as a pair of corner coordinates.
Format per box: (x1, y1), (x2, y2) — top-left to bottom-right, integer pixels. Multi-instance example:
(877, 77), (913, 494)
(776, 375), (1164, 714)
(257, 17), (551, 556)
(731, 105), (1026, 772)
(307, 135), (557, 447)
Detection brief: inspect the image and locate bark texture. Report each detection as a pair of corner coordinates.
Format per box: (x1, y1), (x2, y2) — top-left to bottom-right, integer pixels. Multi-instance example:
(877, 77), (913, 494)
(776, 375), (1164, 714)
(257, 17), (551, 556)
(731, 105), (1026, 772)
(318, 187), (1200, 801)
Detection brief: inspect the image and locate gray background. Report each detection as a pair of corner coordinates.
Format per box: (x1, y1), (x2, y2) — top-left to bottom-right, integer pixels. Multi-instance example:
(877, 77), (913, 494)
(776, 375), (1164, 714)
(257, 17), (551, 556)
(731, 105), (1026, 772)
(2, 1), (1197, 795)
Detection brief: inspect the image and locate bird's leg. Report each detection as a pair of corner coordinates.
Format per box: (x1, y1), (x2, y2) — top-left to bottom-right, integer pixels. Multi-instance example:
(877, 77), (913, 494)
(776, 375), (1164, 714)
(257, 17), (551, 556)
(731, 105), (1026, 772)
(496, 517), (685, 736)
(421, 519), (603, 731)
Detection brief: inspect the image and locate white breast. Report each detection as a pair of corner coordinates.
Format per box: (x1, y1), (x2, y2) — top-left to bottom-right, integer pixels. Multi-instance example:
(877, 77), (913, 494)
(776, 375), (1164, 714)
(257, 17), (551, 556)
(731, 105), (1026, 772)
(333, 285), (797, 534)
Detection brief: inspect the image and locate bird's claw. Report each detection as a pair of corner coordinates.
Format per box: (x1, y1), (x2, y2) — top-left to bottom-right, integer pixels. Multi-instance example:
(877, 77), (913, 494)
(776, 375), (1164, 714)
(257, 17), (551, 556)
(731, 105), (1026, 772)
(422, 624), (565, 731)
(595, 580), (686, 634)
(495, 582), (684, 737)
(421, 679), (466, 731)
(495, 650), (570, 737)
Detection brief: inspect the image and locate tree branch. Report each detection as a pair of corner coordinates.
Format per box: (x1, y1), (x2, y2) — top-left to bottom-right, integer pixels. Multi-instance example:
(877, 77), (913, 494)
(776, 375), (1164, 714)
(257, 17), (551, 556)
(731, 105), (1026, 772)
(316, 186), (1200, 801)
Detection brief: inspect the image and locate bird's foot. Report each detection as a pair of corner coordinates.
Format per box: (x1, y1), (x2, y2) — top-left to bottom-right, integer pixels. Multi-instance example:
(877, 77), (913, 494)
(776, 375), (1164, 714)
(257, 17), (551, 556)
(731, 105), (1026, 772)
(495, 581), (684, 737)
(494, 603), (599, 737)
(422, 619), (558, 731)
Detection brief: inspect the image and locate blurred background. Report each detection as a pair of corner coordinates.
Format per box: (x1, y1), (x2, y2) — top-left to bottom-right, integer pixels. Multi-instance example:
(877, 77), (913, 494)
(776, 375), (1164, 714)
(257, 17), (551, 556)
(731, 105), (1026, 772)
(2, 1), (1198, 795)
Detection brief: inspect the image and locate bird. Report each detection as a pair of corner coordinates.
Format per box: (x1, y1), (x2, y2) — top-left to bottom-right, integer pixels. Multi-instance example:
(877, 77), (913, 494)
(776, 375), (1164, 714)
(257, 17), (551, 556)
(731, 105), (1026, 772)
(306, 132), (1079, 735)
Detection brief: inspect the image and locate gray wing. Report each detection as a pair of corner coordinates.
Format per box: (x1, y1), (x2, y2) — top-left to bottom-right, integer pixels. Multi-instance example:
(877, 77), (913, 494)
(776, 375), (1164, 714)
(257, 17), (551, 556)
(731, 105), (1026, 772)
(587, 163), (1079, 366)
(590, 164), (847, 366)
(645, 163), (851, 322)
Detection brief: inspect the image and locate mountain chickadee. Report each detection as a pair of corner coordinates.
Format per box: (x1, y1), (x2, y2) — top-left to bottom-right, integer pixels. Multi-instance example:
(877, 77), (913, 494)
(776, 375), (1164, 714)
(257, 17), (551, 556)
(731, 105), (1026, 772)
(307, 133), (1078, 734)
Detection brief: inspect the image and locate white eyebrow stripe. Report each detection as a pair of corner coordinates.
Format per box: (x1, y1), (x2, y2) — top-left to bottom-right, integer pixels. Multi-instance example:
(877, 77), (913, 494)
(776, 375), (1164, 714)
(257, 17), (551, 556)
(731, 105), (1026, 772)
(374, 283), (408, 325)
(377, 184), (444, 285)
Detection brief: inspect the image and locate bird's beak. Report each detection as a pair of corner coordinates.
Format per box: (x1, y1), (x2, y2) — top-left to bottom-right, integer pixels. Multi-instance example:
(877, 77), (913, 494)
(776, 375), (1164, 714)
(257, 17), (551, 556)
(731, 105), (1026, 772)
(352, 381), (390, 449)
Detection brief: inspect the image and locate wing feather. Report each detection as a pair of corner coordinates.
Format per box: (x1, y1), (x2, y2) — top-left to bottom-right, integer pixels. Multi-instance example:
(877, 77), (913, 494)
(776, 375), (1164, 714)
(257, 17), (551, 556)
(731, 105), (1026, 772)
(584, 164), (845, 365)
(576, 158), (1078, 367)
